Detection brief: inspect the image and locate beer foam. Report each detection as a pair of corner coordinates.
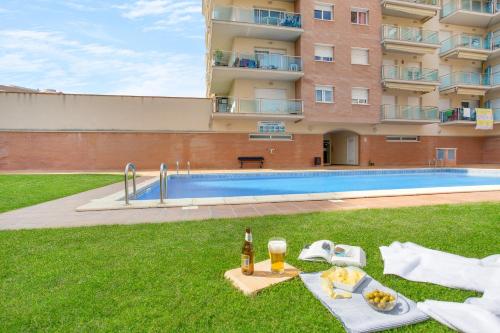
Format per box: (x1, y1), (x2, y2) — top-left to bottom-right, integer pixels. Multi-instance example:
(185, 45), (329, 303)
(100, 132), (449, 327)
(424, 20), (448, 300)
(268, 240), (287, 253)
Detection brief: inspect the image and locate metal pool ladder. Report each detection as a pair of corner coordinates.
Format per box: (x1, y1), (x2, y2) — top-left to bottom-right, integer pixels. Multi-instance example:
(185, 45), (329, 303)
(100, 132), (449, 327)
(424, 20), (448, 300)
(124, 162), (136, 205)
(160, 163), (168, 204)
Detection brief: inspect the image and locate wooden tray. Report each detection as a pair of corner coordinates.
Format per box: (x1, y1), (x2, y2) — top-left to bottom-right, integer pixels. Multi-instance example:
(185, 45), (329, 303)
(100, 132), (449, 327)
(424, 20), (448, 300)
(224, 259), (300, 296)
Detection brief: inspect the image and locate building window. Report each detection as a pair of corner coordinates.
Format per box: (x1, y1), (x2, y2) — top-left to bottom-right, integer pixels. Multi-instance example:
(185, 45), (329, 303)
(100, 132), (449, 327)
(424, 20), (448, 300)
(385, 136), (420, 143)
(314, 3), (333, 20)
(315, 85), (334, 103)
(352, 87), (369, 105)
(249, 133), (293, 141)
(351, 48), (369, 65)
(351, 8), (368, 25)
(314, 45), (334, 62)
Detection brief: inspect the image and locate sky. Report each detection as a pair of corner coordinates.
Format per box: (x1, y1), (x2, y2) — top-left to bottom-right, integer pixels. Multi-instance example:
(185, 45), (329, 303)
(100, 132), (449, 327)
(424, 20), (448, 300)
(0, 0), (206, 97)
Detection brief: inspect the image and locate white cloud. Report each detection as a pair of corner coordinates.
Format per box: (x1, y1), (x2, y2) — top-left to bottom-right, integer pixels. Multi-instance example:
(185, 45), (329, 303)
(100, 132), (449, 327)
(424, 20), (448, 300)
(0, 29), (205, 97)
(116, 0), (202, 32)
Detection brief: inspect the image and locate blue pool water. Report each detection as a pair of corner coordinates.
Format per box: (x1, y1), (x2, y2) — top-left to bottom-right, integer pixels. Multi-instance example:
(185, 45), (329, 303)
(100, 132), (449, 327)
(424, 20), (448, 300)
(133, 169), (500, 200)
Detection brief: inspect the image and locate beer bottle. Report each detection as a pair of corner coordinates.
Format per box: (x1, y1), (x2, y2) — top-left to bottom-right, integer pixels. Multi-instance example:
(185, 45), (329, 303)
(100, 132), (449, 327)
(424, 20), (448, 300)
(241, 227), (254, 275)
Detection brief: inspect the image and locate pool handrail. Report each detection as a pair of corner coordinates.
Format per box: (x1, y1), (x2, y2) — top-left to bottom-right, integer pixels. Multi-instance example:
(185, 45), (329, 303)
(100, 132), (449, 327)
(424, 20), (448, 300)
(187, 161), (191, 175)
(160, 163), (168, 204)
(124, 162), (137, 205)
(176, 161), (180, 174)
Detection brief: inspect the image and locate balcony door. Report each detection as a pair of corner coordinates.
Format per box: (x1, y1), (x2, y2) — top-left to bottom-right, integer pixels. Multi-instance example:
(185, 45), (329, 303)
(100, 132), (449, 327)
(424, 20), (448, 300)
(255, 88), (288, 114)
(255, 48), (286, 70)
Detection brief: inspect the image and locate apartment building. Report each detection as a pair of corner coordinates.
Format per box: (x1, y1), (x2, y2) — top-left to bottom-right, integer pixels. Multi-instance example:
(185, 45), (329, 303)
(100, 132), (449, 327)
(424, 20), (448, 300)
(203, 0), (500, 166)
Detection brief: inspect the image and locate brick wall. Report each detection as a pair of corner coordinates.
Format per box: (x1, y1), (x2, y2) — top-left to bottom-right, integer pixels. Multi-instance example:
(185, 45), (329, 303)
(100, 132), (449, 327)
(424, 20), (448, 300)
(0, 132), (323, 171)
(482, 136), (500, 164)
(359, 135), (488, 166)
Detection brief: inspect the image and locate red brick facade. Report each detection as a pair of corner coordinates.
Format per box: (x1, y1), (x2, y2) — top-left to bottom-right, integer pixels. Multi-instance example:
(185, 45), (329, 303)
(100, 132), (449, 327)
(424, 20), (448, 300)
(0, 131), (498, 171)
(359, 135), (492, 166)
(0, 132), (323, 171)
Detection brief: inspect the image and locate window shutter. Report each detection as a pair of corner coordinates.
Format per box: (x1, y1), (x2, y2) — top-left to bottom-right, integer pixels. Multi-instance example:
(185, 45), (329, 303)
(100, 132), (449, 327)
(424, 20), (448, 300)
(315, 45), (333, 58)
(351, 48), (368, 64)
(315, 4), (332, 12)
(352, 88), (368, 100)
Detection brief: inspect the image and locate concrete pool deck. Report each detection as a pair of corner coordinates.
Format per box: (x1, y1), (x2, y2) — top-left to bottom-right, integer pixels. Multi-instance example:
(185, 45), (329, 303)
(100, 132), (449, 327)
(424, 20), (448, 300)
(0, 175), (499, 231)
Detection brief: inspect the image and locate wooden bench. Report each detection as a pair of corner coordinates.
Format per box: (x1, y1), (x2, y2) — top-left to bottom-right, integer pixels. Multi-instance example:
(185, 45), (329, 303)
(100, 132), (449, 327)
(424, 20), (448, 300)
(238, 156), (264, 169)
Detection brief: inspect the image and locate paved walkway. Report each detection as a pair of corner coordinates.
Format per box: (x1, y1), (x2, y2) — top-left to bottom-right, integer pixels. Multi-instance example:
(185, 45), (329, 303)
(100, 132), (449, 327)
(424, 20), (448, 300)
(0, 177), (499, 231)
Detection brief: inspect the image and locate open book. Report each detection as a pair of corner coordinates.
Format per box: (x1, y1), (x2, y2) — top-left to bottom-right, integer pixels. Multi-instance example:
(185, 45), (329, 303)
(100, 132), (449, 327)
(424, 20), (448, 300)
(298, 240), (366, 267)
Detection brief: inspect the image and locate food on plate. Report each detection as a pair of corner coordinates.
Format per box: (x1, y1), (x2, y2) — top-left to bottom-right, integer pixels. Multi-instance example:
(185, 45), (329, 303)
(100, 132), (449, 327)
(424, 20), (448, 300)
(321, 266), (364, 286)
(365, 289), (397, 311)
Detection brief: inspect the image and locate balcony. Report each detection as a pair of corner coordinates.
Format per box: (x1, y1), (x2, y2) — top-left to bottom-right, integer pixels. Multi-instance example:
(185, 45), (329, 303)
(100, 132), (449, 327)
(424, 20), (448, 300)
(210, 51), (303, 94)
(490, 31), (500, 58)
(381, 25), (440, 54)
(494, 108), (500, 123)
(210, 6), (303, 49)
(440, 108), (477, 125)
(381, 105), (440, 124)
(214, 97), (304, 120)
(381, 0), (440, 21)
(490, 71), (500, 90)
(382, 65), (440, 93)
(440, 34), (491, 61)
(441, 0), (494, 27)
(440, 72), (490, 95)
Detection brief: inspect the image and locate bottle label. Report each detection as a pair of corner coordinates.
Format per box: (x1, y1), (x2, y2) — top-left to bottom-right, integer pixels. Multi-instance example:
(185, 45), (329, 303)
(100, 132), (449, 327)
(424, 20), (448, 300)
(245, 233), (252, 242)
(241, 254), (250, 269)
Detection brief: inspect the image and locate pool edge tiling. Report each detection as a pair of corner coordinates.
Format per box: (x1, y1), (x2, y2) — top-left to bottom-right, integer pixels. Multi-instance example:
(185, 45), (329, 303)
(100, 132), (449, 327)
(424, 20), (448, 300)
(76, 168), (500, 212)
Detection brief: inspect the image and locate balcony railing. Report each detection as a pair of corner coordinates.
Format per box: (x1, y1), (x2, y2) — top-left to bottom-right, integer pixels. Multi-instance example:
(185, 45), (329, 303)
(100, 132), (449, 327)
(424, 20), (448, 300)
(494, 31), (500, 50)
(212, 51), (303, 72)
(440, 33), (491, 53)
(442, 0), (494, 17)
(215, 97), (303, 115)
(440, 72), (490, 89)
(382, 65), (439, 82)
(390, 0), (438, 4)
(492, 71), (500, 85)
(212, 6), (302, 29)
(494, 108), (500, 121)
(440, 108), (477, 123)
(382, 25), (439, 45)
(381, 105), (440, 121)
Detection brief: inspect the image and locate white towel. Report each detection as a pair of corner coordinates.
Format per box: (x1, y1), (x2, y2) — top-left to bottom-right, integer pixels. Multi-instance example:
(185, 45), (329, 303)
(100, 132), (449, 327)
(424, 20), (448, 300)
(300, 272), (428, 333)
(379, 242), (500, 292)
(380, 242), (500, 333)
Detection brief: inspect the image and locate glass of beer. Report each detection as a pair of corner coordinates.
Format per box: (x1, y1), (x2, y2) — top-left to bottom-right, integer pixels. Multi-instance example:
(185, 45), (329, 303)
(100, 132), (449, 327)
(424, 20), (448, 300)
(268, 237), (287, 274)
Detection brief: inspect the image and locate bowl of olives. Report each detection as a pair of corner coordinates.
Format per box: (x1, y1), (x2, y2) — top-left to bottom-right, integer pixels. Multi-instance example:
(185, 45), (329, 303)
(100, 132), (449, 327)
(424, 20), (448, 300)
(364, 289), (398, 312)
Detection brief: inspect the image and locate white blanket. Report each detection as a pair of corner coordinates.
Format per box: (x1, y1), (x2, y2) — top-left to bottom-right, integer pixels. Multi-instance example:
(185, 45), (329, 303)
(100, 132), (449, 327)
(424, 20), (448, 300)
(380, 242), (500, 333)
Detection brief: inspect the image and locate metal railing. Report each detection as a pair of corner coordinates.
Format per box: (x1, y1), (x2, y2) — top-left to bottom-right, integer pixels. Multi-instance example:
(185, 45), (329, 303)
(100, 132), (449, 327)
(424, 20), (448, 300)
(212, 5), (302, 28)
(381, 105), (440, 121)
(212, 51), (302, 72)
(390, 0), (438, 4)
(187, 161), (191, 175)
(382, 65), (439, 81)
(215, 97), (303, 115)
(493, 108), (500, 121)
(440, 108), (477, 123)
(381, 25), (439, 45)
(440, 33), (491, 53)
(124, 163), (136, 205)
(440, 71), (490, 89)
(159, 163), (167, 204)
(442, 0), (494, 17)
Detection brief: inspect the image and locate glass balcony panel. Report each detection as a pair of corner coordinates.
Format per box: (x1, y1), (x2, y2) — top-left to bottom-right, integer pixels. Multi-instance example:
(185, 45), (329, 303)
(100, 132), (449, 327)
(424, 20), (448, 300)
(440, 108), (477, 122)
(382, 25), (439, 44)
(212, 51), (302, 72)
(493, 108), (500, 120)
(440, 72), (490, 88)
(381, 105), (439, 121)
(212, 6), (301, 28)
(382, 66), (438, 81)
(442, 0), (494, 17)
(215, 97), (303, 115)
(440, 34), (490, 53)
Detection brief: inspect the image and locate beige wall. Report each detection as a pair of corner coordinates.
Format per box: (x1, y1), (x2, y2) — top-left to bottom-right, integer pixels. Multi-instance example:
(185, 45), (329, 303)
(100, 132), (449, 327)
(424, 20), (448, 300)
(0, 92), (212, 132)
(228, 79), (296, 99)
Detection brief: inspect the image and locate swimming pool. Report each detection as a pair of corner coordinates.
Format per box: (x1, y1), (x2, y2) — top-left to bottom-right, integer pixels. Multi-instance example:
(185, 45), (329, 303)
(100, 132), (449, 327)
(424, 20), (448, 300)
(134, 168), (500, 200)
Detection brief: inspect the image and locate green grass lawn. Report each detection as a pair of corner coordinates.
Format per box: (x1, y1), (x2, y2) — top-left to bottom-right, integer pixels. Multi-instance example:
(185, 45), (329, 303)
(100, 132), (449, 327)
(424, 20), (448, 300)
(0, 174), (122, 213)
(1, 203), (499, 332)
